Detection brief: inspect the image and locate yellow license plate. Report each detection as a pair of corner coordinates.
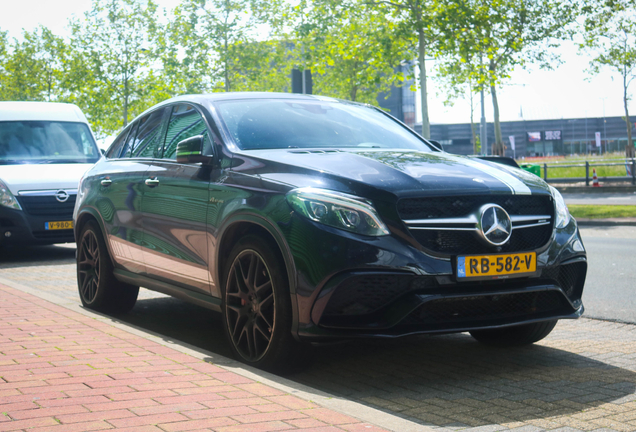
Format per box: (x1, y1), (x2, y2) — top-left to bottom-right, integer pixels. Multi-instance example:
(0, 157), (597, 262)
(457, 252), (536, 279)
(45, 221), (74, 230)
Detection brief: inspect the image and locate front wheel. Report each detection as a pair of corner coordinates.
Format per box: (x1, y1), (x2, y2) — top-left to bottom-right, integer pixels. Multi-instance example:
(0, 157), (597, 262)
(77, 220), (139, 315)
(222, 235), (304, 371)
(470, 320), (558, 346)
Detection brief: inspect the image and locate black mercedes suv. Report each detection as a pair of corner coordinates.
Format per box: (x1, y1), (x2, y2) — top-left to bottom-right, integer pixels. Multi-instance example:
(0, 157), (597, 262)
(74, 93), (587, 370)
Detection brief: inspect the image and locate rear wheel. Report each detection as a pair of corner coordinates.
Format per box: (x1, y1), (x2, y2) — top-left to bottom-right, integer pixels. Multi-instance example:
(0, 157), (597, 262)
(222, 235), (304, 371)
(470, 320), (558, 346)
(77, 220), (139, 314)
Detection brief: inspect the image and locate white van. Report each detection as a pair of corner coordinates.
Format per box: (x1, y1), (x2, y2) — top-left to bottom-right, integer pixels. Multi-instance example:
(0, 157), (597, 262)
(0, 101), (101, 246)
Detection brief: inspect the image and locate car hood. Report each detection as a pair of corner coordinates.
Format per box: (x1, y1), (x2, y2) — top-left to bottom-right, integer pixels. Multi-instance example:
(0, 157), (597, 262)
(0, 163), (94, 195)
(235, 149), (550, 198)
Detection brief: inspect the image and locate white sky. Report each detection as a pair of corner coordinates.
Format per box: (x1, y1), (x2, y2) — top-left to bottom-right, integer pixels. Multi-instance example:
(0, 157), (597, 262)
(3, 0), (633, 124)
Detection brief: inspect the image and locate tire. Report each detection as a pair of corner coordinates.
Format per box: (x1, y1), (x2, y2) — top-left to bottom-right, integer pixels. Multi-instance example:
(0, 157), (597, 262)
(222, 235), (304, 372)
(470, 320), (558, 347)
(76, 220), (139, 315)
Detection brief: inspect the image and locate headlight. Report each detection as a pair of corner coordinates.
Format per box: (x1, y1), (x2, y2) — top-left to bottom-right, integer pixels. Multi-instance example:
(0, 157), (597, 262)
(550, 185), (570, 228)
(286, 187), (390, 236)
(0, 179), (21, 210)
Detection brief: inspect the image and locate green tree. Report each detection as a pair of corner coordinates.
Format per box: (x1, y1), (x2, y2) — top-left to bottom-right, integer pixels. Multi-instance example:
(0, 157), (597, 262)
(363, 0), (443, 138)
(298, 1), (414, 104)
(69, 0), (158, 134)
(0, 26), (69, 102)
(580, 0), (636, 151)
(437, 0), (576, 155)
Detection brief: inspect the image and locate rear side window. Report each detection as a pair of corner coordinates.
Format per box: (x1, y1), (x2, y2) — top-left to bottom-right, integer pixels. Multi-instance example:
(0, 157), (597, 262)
(106, 129), (129, 158)
(132, 108), (166, 158)
(163, 104), (208, 160)
(121, 122), (140, 158)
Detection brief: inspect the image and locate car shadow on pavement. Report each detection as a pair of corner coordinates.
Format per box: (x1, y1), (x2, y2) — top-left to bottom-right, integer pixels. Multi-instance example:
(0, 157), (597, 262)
(0, 244), (75, 268)
(119, 296), (636, 430)
(288, 333), (636, 429)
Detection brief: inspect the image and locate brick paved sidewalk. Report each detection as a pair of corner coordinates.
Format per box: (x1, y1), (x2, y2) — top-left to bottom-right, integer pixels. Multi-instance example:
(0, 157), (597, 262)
(0, 283), (387, 432)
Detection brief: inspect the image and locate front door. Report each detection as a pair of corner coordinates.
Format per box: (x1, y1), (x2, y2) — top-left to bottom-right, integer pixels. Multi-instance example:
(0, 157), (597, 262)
(140, 104), (212, 293)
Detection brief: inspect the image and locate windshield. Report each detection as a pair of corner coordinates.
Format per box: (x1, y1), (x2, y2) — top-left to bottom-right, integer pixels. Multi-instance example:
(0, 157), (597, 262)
(0, 121), (100, 164)
(215, 99), (432, 152)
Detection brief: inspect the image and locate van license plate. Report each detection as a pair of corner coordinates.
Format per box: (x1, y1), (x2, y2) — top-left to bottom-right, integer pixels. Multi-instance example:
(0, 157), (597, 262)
(45, 221), (74, 230)
(457, 252), (536, 279)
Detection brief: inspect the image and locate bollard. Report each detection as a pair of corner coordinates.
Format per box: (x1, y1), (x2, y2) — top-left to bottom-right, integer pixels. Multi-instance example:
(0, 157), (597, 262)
(585, 161), (589, 186)
(544, 163), (548, 181)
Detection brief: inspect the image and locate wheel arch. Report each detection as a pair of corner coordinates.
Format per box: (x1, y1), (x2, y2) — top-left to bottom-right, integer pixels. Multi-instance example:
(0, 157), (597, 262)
(215, 213), (299, 338)
(74, 207), (116, 267)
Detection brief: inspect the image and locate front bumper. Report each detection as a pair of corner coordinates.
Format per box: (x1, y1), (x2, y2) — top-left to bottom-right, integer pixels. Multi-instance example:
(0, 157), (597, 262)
(282, 213), (587, 341)
(0, 206), (75, 246)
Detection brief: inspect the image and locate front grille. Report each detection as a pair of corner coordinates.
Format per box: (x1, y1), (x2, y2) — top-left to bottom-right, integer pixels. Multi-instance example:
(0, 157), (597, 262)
(398, 195), (553, 219)
(322, 274), (437, 316)
(17, 195), (76, 218)
(398, 195), (554, 255)
(402, 291), (567, 326)
(542, 261), (587, 300)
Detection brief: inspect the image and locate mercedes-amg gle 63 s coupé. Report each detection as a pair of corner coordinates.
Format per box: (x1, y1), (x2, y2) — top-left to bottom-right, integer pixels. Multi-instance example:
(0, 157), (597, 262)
(74, 93), (587, 370)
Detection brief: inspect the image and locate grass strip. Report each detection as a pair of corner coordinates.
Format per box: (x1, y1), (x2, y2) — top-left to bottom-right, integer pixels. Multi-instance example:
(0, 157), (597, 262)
(568, 204), (636, 219)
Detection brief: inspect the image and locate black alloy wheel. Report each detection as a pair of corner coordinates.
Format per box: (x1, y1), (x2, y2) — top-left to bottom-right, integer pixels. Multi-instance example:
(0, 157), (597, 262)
(76, 220), (139, 314)
(225, 249), (275, 362)
(222, 235), (303, 371)
(77, 228), (101, 304)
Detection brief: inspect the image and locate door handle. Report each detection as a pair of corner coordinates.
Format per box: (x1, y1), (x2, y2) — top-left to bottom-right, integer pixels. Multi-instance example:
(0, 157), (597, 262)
(100, 179), (112, 187)
(145, 178), (160, 187)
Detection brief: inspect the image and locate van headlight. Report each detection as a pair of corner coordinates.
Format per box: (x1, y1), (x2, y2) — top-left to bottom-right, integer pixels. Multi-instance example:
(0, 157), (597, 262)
(0, 179), (21, 210)
(550, 185), (570, 228)
(287, 188), (390, 236)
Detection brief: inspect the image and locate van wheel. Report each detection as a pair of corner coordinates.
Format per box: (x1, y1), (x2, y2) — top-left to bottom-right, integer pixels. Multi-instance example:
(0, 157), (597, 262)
(77, 220), (139, 315)
(470, 320), (558, 346)
(222, 235), (303, 372)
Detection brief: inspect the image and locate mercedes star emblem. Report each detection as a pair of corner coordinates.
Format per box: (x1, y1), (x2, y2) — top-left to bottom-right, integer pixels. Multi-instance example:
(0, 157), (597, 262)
(477, 204), (512, 246)
(55, 190), (70, 203)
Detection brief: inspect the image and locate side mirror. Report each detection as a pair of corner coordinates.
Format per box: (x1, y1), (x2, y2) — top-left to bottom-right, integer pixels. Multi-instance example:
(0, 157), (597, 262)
(176, 135), (213, 164)
(427, 139), (443, 151)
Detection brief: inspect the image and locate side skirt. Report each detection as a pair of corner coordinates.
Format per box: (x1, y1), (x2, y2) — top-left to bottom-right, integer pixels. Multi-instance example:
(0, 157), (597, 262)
(114, 269), (222, 313)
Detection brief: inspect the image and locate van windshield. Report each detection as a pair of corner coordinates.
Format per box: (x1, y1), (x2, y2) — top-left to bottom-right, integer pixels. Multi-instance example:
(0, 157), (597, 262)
(0, 121), (100, 164)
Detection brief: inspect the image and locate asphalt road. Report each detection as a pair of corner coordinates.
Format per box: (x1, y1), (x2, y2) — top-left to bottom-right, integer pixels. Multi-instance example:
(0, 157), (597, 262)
(563, 192), (636, 205)
(578, 226), (636, 323)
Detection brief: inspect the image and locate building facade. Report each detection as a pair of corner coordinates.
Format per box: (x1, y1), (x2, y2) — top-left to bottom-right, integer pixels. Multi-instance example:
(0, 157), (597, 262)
(414, 116), (636, 157)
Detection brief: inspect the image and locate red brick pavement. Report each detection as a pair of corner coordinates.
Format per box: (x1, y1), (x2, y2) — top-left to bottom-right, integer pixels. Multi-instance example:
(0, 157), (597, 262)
(0, 284), (388, 432)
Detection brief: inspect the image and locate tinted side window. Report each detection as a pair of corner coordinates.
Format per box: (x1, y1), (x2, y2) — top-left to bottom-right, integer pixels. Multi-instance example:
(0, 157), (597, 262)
(132, 108), (166, 158)
(106, 128), (129, 159)
(121, 122), (140, 158)
(163, 104), (208, 160)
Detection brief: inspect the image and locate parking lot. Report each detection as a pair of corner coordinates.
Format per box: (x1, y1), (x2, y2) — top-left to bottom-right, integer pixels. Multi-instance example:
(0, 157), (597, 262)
(1, 229), (636, 432)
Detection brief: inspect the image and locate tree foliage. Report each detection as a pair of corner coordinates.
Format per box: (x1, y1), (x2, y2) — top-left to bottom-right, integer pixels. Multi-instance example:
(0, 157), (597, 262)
(295, 0), (414, 104)
(437, 0), (577, 154)
(580, 0), (636, 149)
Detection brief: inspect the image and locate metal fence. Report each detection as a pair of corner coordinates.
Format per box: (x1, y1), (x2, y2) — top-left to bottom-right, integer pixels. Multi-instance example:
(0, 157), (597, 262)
(543, 159), (636, 185)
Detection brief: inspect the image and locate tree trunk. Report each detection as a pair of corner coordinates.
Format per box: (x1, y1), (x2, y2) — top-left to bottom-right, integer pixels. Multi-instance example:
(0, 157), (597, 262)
(123, 75), (129, 128)
(489, 61), (503, 156)
(624, 65), (634, 152)
(418, 28), (430, 139)
(224, 4), (230, 92)
(469, 83), (477, 153)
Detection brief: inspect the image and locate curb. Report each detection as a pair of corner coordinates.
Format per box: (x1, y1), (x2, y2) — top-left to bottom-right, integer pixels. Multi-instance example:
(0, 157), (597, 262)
(0, 275), (429, 432)
(555, 185), (636, 193)
(576, 218), (636, 227)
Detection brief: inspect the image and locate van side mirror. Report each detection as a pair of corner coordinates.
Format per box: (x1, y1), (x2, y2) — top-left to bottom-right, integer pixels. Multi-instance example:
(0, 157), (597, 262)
(176, 135), (213, 164)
